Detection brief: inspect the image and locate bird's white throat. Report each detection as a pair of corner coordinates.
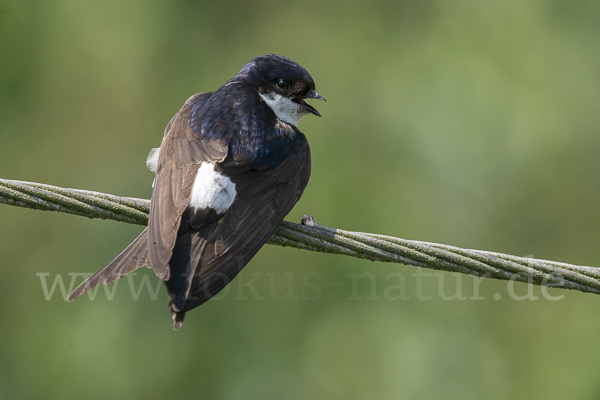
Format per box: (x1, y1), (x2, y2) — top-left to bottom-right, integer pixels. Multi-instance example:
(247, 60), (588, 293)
(259, 92), (305, 127)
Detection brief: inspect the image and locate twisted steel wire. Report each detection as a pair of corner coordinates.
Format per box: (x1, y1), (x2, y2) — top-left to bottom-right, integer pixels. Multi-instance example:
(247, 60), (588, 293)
(2, 178), (599, 294)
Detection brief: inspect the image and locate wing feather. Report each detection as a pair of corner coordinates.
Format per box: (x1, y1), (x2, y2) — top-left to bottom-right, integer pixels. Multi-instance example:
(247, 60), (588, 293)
(148, 94), (228, 280)
(169, 133), (311, 317)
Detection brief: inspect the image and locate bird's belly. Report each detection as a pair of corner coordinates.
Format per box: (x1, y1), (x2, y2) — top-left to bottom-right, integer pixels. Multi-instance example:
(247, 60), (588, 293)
(189, 162), (236, 214)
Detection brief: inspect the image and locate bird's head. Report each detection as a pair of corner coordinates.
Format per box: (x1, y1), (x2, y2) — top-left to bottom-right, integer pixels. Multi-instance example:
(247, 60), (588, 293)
(236, 54), (326, 127)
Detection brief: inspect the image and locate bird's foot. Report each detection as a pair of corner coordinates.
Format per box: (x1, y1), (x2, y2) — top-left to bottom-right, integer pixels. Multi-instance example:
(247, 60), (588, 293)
(301, 214), (318, 227)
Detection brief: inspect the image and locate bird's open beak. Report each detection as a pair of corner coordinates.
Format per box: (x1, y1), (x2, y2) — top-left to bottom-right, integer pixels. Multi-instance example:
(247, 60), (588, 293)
(293, 90), (326, 117)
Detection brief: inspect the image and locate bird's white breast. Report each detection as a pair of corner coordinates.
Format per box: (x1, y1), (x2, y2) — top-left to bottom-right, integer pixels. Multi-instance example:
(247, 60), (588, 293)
(189, 162), (236, 214)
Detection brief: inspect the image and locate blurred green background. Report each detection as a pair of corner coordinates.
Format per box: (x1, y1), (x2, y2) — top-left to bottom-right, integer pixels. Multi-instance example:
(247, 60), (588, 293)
(2, 0), (600, 399)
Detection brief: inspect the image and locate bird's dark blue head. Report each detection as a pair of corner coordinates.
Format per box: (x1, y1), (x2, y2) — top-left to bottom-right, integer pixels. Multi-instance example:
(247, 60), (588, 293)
(233, 54), (326, 126)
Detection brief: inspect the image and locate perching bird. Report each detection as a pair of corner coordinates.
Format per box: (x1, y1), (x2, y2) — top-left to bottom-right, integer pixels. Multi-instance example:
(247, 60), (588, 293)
(68, 54), (324, 330)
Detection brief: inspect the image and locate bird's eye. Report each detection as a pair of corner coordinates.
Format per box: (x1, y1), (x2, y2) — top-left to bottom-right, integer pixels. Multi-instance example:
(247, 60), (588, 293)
(276, 79), (290, 90)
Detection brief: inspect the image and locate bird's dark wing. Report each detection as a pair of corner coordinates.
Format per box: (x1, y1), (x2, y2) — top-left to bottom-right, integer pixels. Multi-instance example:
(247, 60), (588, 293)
(167, 133), (311, 328)
(148, 93), (229, 280)
(68, 93), (228, 301)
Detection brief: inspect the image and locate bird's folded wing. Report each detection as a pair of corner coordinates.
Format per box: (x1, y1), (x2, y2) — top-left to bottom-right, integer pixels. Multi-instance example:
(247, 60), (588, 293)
(148, 93), (228, 280)
(173, 135), (311, 312)
(69, 93), (229, 301)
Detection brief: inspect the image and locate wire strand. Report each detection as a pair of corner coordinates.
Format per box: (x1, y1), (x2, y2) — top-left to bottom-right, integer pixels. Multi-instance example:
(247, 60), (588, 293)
(2, 178), (599, 294)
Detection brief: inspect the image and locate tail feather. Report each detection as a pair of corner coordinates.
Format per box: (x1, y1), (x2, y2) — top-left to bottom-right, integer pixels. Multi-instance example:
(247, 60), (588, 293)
(68, 228), (150, 301)
(166, 213), (220, 312)
(169, 303), (186, 331)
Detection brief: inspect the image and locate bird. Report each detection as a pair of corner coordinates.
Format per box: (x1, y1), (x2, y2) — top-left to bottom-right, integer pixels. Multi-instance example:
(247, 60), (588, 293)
(68, 54), (325, 330)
